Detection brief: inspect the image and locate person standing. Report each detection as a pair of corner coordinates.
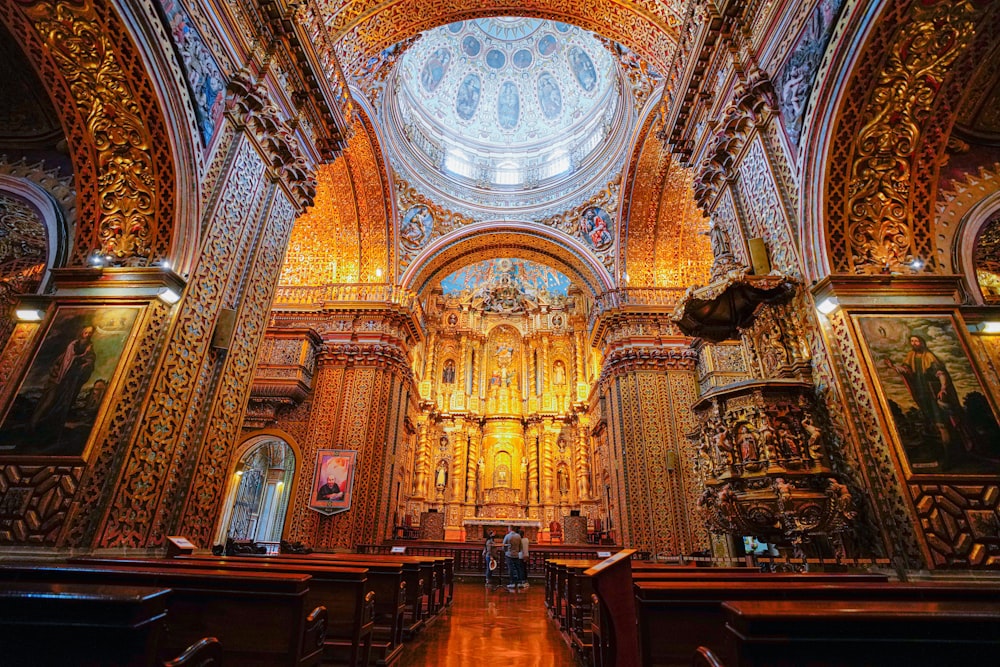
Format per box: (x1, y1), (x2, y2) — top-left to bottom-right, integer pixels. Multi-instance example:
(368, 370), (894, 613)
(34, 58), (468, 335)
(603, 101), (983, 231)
(483, 531), (496, 587)
(518, 528), (530, 588)
(502, 525), (521, 590)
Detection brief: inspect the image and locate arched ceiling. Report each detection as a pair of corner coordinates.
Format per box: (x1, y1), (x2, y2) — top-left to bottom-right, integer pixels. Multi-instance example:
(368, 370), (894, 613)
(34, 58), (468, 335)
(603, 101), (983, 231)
(401, 223), (614, 297)
(318, 1), (684, 78)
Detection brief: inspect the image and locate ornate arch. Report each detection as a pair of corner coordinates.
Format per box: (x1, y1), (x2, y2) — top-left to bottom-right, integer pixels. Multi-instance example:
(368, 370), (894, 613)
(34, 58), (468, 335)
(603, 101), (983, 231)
(811, 0), (1000, 276)
(0, 0), (178, 265)
(324, 1), (683, 78)
(400, 222), (614, 297)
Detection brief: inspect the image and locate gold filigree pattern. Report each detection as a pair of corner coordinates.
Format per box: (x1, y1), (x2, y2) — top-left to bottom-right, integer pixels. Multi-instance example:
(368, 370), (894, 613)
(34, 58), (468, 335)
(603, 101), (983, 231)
(16, 0), (163, 262)
(843, 0), (981, 273)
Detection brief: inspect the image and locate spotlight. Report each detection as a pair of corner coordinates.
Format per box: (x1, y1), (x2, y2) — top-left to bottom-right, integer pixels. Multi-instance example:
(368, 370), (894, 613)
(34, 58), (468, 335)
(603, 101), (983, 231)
(15, 309), (45, 322)
(817, 297), (840, 315)
(157, 288), (182, 304)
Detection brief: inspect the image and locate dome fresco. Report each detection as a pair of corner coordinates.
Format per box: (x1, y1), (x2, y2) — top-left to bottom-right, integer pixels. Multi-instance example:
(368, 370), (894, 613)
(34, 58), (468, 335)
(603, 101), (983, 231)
(383, 17), (633, 220)
(397, 18), (617, 148)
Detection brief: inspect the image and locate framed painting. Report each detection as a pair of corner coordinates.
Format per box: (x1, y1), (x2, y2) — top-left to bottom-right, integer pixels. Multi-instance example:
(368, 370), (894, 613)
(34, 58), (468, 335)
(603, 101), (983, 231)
(0, 305), (141, 459)
(308, 449), (357, 516)
(853, 313), (1000, 476)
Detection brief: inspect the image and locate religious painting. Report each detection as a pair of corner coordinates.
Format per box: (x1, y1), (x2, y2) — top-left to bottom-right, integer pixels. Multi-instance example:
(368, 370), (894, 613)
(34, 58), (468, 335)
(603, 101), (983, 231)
(537, 34), (557, 57)
(159, 0), (224, 144)
(498, 82), (520, 130)
(421, 48), (451, 93)
(854, 314), (1000, 476)
(554, 22), (572, 33)
(400, 205), (433, 249)
(456, 74), (482, 120)
(309, 449), (357, 515)
(569, 46), (597, 92)
(579, 207), (614, 250)
(775, 0), (846, 147)
(513, 49), (533, 69)
(537, 73), (562, 119)
(0, 305), (141, 458)
(461, 35), (481, 57)
(486, 49), (506, 70)
(442, 359), (456, 384)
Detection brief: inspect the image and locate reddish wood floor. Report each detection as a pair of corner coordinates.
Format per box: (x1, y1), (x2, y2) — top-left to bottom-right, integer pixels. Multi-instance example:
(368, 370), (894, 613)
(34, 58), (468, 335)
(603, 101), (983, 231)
(398, 580), (579, 666)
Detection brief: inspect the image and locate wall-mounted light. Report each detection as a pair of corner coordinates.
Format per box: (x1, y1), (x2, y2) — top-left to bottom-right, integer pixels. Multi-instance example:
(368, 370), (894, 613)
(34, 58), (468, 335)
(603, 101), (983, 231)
(375, 267), (383, 279)
(817, 297), (840, 315)
(234, 463), (246, 476)
(157, 287), (181, 304)
(15, 308), (45, 322)
(910, 258), (925, 271)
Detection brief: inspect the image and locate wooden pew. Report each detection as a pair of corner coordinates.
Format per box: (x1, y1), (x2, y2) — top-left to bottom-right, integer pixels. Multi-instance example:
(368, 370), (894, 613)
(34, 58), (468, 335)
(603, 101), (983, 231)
(635, 579), (1000, 666)
(270, 553), (431, 639)
(585, 551), (640, 667)
(71, 556), (374, 667)
(0, 582), (222, 667)
(178, 555), (406, 667)
(0, 563), (324, 667)
(720, 599), (1000, 666)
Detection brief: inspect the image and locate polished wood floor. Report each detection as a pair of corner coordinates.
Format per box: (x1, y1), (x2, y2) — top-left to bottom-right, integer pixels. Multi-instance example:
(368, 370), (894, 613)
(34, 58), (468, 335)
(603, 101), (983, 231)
(398, 580), (579, 666)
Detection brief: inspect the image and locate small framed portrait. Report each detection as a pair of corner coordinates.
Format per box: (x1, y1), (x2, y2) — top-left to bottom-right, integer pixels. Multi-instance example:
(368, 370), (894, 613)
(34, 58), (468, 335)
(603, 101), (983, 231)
(309, 449), (357, 516)
(0, 305), (141, 459)
(853, 313), (1000, 476)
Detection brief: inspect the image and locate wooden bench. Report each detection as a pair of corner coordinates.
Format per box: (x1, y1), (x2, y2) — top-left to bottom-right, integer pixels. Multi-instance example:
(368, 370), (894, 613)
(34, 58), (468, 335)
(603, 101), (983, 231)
(179, 555), (406, 667)
(0, 563), (324, 667)
(718, 599), (1000, 666)
(0, 582), (222, 666)
(275, 553), (432, 639)
(71, 556), (374, 667)
(635, 579), (1000, 666)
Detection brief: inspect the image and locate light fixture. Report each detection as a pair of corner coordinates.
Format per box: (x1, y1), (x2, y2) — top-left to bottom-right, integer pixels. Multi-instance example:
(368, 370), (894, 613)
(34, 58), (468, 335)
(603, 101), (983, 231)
(15, 308), (45, 322)
(910, 258), (924, 271)
(974, 321), (1000, 334)
(157, 287), (181, 304)
(817, 297), (840, 315)
(234, 463), (246, 476)
(375, 267), (383, 279)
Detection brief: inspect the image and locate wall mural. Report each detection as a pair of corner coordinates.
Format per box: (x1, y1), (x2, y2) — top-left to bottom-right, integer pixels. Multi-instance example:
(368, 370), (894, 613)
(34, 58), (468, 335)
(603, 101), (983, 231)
(775, 0), (846, 148)
(441, 258), (571, 314)
(159, 0), (225, 144)
(855, 314), (1000, 475)
(0, 306), (140, 457)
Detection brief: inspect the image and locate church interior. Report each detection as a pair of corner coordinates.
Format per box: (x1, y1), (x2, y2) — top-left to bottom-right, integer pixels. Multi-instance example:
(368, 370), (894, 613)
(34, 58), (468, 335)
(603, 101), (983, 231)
(1, 0), (1000, 664)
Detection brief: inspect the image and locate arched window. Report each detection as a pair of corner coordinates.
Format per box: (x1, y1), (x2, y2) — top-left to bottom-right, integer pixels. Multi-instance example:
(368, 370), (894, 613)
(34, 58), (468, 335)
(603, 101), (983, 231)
(221, 438), (296, 546)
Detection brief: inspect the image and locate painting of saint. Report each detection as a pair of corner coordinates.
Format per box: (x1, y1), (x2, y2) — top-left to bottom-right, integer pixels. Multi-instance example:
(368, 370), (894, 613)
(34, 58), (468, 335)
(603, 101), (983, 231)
(456, 74), (482, 120)
(163, 0), (224, 144)
(554, 22), (571, 33)
(0, 306), (139, 457)
(569, 46), (597, 91)
(309, 450), (356, 515)
(421, 48), (451, 93)
(461, 35), (482, 57)
(537, 34), (557, 57)
(486, 49), (506, 70)
(498, 82), (520, 130)
(579, 207), (613, 250)
(856, 315), (1000, 475)
(537, 73), (562, 119)
(400, 206), (433, 249)
(513, 49), (533, 69)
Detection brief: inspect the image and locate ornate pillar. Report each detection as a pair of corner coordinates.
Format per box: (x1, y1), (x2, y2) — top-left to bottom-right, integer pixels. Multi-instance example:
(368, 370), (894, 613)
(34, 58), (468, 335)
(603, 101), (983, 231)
(283, 298), (421, 550)
(592, 309), (707, 556)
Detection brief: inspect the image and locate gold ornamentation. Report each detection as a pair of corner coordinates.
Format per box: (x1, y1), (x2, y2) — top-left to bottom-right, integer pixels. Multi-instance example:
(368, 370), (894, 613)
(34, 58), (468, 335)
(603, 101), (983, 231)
(17, 0), (160, 262)
(845, 0), (980, 273)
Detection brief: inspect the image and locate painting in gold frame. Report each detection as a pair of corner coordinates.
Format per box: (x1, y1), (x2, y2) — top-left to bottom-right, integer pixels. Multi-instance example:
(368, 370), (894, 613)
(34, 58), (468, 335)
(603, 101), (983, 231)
(853, 313), (1000, 476)
(0, 305), (141, 459)
(308, 449), (357, 516)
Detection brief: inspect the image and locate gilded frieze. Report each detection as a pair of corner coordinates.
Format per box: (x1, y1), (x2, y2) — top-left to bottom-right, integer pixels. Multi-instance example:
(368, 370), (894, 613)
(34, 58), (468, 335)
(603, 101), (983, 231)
(4, 0), (174, 265)
(840, 0), (982, 273)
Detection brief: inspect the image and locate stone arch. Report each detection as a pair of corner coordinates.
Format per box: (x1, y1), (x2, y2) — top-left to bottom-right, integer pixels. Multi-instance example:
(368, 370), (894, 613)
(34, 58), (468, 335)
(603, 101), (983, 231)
(0, 0), (183, 266)
(806, 0), (1000, 277)
(401, 223), (614, 298)
(327, 2), (682, 79)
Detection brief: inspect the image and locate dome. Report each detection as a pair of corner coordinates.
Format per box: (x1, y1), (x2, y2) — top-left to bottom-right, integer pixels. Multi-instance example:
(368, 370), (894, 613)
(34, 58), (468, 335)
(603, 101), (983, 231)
(382, 18), (633, 220)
